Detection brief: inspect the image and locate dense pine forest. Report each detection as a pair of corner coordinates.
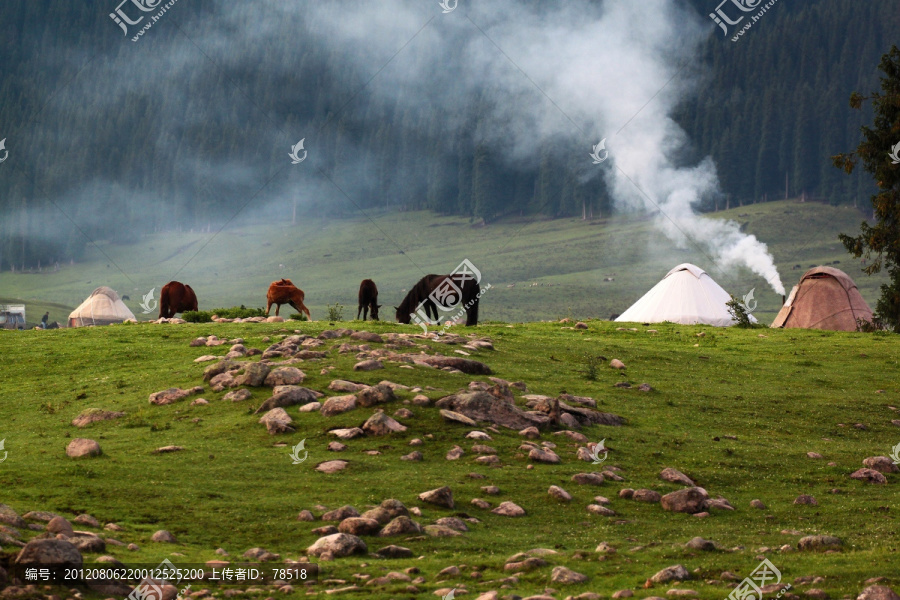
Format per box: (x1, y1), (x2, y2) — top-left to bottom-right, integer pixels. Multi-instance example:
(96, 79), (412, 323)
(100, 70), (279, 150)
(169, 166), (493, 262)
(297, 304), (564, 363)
(0, 0), (896, 270)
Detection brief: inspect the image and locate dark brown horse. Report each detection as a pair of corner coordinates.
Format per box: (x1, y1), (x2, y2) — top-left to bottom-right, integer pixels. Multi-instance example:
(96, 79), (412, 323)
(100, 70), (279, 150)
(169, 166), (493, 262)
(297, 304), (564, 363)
(159, 281), (198, 318)
(266, 278), (312, 320)
(357, 279), (381, 321)
(396, 273), (481, 326)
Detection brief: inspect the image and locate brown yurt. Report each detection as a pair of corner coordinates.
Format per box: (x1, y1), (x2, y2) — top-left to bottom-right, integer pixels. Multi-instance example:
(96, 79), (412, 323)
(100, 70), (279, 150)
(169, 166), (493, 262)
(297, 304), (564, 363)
(771, 266), (873, 331)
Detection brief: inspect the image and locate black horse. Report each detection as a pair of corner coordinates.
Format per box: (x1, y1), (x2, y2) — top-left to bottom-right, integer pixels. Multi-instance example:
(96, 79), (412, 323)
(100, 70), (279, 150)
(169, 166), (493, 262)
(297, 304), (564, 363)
(357, 279), (381, 321)
(396, 273), (481, 326)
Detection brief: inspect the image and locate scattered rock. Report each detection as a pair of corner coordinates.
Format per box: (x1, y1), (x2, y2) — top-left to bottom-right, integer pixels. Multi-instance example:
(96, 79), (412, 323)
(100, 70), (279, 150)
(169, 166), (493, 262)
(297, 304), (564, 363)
(446, 445), (465, 460)
(750, 499), (767, 509)
(353, 360), (384, 371)
(379, 516), (423, 536)
(520, 426), (541, 439)
(528, 447), (560, 464)
(441, 410), (478, 426)
(471, 498), (491, 509)
(307, 533), (367, 558)
(651, 565), (691, 584)
(223, 388), (252, 402)
(362, 412), (407, 436)
(685, 537), (717, 551)
(321, 506), (360, 522)
(660, 488), (708, 514)
(863, 456), (900, 474)
(328, 441), (348, 452)
(612, 591), (633, 599)
(492, 501), (525, 517)
(660, 467), (695, 486)
(548, 485), (572, 501)
(807, 452), (824, 459)
(235, 362), (271, 387)
(71, 409), (125, 428)
(66, 438), (102, 458)
(329, 427), (365, 440)
(316, 460), (349, 474)
(401, 451), (423, 461)
(351, 331), (384, 343)
(258, 408), (295, 435)
(254, 386), (319, 412)
(13, 538), (82, 570)
(418, 487), (454, 509)
(151, 530), (177, 543)
(417, 356), (492, 374)
(794, 495), (818, 506)
(264, 367), (306, 386)
(357, 384), (397, 407)
(798, 535), (842, 551)
(551, 566), (588, 584)
(297, 510), (315, 522)
(610, 359), (626, 369)
(857, 586), (900, 600)
(375, 545), (414, 559)
(338, 517), (381, 536)
(633, 489), (662, 503)
(46, 517), (75, 537)
(148, 388), (192, 405)
(572, 473), (605, 486)
(436, 391), (545, 430)
(586, 504), (616, 516)
(850, 468), (887, 484)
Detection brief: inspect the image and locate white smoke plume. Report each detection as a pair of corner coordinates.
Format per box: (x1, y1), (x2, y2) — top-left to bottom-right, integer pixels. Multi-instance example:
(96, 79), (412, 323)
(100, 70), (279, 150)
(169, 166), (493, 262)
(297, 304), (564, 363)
(282, 0), (785, 294)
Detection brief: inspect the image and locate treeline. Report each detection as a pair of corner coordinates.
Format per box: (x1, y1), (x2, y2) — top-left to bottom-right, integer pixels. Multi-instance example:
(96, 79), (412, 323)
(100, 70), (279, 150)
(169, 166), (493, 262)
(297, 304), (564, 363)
(0, 0), (895, 270)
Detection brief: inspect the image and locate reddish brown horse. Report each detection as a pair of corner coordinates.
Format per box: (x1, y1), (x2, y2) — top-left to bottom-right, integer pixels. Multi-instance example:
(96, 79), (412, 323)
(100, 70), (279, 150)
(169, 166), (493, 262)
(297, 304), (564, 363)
(159, 281), (198, 318)
(357, 279), (381, 321)
(266, 278), (312, 320)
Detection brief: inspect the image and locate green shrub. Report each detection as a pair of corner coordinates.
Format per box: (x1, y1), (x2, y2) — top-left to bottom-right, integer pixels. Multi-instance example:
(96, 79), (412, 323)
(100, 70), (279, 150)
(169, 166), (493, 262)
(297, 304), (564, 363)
(326, 303), (344, 321)
(182, 305), (266, 323)
(289, 313), (308, 321)
(726, 295), (763, 328)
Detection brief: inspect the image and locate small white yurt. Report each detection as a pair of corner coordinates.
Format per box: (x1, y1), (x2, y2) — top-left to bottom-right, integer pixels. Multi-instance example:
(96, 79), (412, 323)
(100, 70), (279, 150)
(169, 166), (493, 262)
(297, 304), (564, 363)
(615, 263), (752, 327)
(68, 286), (136, 327)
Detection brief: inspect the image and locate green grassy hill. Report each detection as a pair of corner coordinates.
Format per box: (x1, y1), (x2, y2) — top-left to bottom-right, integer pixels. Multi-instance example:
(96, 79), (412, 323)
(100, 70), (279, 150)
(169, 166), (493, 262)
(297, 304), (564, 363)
(0, 200), (886, 325)
(0, 319), (898, 598)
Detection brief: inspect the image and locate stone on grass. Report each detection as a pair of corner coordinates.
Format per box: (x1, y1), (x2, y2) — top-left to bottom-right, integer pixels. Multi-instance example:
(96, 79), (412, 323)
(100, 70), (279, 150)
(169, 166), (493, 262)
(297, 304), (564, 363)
(223, 388), (252, 402)
(548, 486), (572, 501)
(471, 498), (491, 509)
(316, 460), (349, 474)
(467, 431), (492, 440)
(857, 586), (900, 600)
(362, 412), (407, 436)
(528, 447), (560, 464)
(148, 388), (192, 405)
(235, 362), (271, 387)
(651, 565), (690, 584)
(379, 516), (423, 536)
(264, 367), (305, 386)
(329, 427), (365, 440)
(71, 409), (125, 428)
(660, 467), (695, 486)
(685, 537), (717, 551)
(435, 517), (469, 532)
(357, 384), (397, 407)
(519, 426), (540, 439)
(66, 439), (102, 458)
(307, 533), (367, 558)
(417, 356), (492, 374)
(850, 468), (887, 484)
(401, 451), (423, 461)
(596, 542), (616, 554)
(321, 506), (360, 522)
(660, 488), (708, 514)
(446, 445), (465, 460)
(258, 408), (295, 435)
(798, 535), (842, 551)
(863, 456), (899, 474)
(46, 517), (75, 537)
(329, 380), (368, 393)
(572, 472), (604, 485)
(492, 501), (525, 517)
(338, 517), (381, 536)
(794, 495), (818, 506)
(587, 504), (616, 516)
(418, 487), (454, 509)
(74, 514), (100, 528)
(441, 410), (477, 426)
(750, 499), (767, 509)
(353, 360), (384, 372)
(610, 359), (626, 369)
(436, 391), (545, 430)
(632, 489), (662, 503)
(151, 530), (177, 543)
(425, 525), (462, 537)
(551, 566), (588, 584)
(297, 510), (315, 522)
(14, 538), (83, 569)
(299, 401), (321, 412)
(327, 441), (347, 452)
(255, 386), (319, 412)
(612, 591), (633, 599)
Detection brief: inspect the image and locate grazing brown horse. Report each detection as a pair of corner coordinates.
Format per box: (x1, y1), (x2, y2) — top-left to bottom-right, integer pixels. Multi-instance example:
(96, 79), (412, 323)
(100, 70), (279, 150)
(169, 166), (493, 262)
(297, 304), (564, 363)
(159, 281), (198, 318)
(396, 273), (481, 326)
(266, 278), (312, 320)
(357, 279), (381, 321)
